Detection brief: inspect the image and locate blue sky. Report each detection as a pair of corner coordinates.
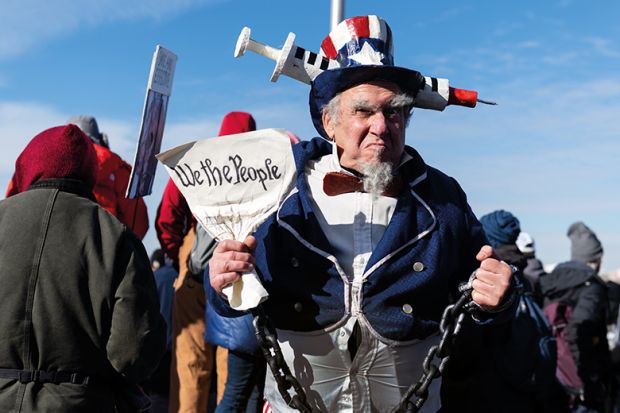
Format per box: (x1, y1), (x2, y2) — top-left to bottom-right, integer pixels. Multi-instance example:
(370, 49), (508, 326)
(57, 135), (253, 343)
(1, 0), (619, 272)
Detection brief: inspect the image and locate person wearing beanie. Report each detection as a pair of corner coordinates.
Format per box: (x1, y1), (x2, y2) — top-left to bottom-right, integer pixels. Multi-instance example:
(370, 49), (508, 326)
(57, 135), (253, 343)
(479, 209), (522, 249)
(516, 232), (546, 305)
(567, 221), (604, 271)
(208, 16), (514, 412)
(66, 114), (109, 148)
(155, 111), (257, 413)
(540, 222), (611, 411)
(480, 209), (526, 268)
(516, 231), (535, 255)
(480, 210), (528, 278)
(67, 115), (150, 239)
(0, 125), (166, 412)
(479, 211), (558, 412)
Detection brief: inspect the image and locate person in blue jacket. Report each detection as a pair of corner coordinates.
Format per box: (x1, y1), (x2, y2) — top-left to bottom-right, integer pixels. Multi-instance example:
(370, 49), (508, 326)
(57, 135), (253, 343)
(205, 294), (265, 413)
(208, 15), (515, 412)
(190, 224), (266, 413)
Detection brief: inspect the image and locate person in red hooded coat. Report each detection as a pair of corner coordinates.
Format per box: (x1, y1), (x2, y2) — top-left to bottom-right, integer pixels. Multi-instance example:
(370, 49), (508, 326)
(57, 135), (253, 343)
(6, 116), (150, 240)
(156, 112), (257, 413)
(8, 115), (148, 241)
(70, 115), (150, 239)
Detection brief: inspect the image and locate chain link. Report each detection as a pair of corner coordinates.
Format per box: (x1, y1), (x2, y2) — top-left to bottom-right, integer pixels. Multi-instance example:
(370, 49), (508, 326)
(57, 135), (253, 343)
(389, 287), (473, 413)
(252, 305), (313, 413)
(253, 286), (473, 413)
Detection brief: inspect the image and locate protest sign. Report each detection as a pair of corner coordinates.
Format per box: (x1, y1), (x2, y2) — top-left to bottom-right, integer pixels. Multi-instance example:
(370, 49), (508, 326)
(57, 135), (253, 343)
(126, 45), (177, 198)
(157, 128), (297, 310)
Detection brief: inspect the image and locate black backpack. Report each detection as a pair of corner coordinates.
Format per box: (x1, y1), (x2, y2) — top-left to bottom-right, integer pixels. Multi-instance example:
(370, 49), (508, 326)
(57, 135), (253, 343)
(492, 275), (557, 394)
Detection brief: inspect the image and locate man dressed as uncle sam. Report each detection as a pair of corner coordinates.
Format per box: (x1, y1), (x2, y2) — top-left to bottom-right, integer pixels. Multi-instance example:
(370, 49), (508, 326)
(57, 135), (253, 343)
(208, 15), (515, 412)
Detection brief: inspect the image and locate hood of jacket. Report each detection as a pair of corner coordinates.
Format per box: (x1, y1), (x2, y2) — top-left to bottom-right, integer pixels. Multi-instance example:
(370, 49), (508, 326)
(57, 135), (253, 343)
(539, 260), (598, 297)
(10, 124), (97, 195)
(218, 111), (256, 136)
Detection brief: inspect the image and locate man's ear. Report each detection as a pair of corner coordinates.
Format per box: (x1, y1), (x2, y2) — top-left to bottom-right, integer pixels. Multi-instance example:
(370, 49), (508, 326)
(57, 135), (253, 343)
(322, 110), (335, 140)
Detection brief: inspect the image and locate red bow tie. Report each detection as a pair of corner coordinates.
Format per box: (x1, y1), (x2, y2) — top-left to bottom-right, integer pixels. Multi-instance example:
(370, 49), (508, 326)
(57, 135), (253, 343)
(323, 172), (403, 197)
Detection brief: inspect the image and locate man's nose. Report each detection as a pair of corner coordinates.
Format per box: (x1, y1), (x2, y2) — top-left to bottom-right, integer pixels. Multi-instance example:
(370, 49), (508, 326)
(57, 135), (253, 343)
(368, 112), (389, 137)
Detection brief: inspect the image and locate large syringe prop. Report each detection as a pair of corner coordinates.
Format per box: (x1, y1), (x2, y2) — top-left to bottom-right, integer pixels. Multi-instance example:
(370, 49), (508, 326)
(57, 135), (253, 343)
(234, 27), (496, 110)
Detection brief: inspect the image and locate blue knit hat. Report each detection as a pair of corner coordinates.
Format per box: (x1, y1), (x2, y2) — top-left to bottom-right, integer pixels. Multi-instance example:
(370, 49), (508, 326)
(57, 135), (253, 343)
(479, 210), (521, 248)
(309, 15), (425, 138)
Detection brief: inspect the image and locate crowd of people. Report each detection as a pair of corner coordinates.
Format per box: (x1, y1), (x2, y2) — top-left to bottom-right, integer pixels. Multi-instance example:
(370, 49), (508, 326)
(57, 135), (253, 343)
(0, 14), (619, 413)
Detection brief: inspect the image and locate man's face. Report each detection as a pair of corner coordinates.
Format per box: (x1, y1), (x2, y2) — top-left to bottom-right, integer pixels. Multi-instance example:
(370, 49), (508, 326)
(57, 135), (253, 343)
(322, 81), (408, 172)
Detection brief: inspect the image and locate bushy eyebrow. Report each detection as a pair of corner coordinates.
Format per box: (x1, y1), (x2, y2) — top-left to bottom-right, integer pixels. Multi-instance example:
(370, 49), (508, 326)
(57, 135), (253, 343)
(390, 93), (414, 108)
(350, 93), (413, 112)
(351, 99), (379, 112)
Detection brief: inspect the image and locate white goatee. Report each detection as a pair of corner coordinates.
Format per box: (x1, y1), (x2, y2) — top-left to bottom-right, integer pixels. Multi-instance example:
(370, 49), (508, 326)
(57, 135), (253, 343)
(360, 160), (394, 197)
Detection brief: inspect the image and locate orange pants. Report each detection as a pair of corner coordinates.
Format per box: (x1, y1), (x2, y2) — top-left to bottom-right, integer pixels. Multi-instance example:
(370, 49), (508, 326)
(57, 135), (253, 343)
(168, 228), (214, 413)
(215, 346), (228, 403)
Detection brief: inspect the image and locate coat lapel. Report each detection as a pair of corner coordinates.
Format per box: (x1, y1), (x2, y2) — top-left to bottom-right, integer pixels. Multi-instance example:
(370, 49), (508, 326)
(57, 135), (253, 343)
(365, 148), (436, 273)
(365, 178), (436, 272)
(277, 138), (334, 253)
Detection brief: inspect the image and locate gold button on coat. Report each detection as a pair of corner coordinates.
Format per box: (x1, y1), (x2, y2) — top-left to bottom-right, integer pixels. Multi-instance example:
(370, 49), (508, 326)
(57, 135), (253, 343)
(413, 262), (424, 272)
(402, 304), (413, 314)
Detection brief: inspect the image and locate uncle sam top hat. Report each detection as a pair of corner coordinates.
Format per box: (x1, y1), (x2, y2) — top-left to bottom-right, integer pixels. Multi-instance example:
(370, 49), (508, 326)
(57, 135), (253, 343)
(309, 15), (426, 138)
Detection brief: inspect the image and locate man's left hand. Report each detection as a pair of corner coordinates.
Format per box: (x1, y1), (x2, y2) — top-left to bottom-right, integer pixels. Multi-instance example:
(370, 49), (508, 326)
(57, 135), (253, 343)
(470, 245), (512, 309)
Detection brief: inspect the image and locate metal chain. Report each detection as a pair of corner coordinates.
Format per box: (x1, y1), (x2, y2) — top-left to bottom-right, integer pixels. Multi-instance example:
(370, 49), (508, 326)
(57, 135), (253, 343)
(252, 305), (313, 413)
(253, 286), (473, 413)
(389, 287), (473, 413)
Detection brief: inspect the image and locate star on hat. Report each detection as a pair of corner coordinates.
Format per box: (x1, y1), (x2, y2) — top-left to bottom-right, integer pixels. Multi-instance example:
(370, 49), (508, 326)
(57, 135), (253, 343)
(348, 42), (386, 65)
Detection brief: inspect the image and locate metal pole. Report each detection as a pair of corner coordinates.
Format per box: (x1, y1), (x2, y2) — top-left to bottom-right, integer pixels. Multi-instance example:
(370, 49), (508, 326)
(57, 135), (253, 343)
(330, 0), (344, 30)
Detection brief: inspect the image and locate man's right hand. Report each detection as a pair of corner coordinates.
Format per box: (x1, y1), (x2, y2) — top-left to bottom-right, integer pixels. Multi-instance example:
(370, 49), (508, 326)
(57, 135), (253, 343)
(208, 235), (257, 294)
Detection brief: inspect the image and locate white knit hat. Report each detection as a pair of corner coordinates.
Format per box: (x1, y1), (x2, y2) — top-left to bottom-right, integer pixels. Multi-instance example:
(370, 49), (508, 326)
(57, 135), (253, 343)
(516, 232), (535, 254)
